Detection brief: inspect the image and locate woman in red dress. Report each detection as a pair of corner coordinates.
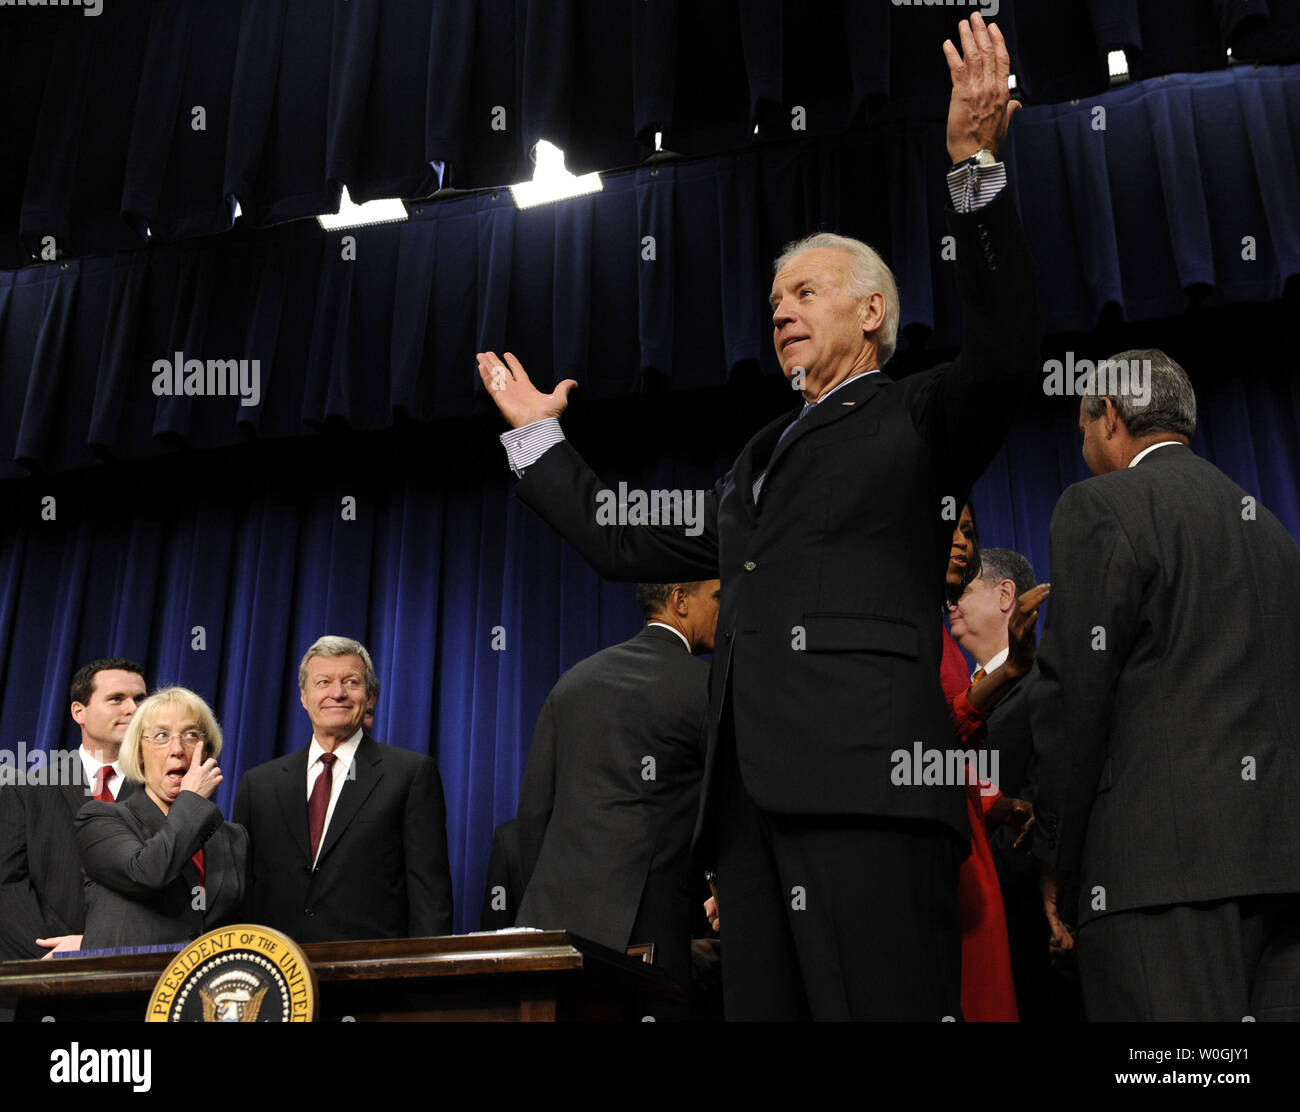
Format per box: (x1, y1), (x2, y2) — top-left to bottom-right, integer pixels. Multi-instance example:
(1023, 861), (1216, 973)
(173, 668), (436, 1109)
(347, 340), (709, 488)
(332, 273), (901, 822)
(941, 503), (1043, 1021)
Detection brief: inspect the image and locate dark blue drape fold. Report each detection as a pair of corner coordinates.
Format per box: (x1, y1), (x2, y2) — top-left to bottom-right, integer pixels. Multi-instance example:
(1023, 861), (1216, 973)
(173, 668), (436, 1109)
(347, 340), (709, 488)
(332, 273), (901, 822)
(4, 66), (1299, 480)
(7, 0), (1299, 265)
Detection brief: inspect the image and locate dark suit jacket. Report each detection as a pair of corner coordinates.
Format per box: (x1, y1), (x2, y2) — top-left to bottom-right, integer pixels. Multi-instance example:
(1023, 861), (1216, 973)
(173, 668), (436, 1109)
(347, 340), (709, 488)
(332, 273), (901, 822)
(478, 819), (523, 931)
(0, 770), (139, 960)
(514, 189), (1039, 841)
(986, 669), (1035, 801)
(1029, 444), (1300, 925)
(74, 789), (246, 949)
(232, 735), (453, 943)
(513, 625), (709, 984)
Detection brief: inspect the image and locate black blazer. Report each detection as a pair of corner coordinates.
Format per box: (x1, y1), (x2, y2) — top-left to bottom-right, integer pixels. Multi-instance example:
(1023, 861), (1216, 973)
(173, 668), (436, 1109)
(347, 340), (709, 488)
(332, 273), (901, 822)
(985, 668), (1036, 801)
(478, 819), (523, 931)
(0, 772), (139, 960)
(1028, 444), (1300, 924)
(514, 189), (1040, 841)
(232, 735), (453, 943)
(74, 789), (246, 950)
(513, 625), (709, 984)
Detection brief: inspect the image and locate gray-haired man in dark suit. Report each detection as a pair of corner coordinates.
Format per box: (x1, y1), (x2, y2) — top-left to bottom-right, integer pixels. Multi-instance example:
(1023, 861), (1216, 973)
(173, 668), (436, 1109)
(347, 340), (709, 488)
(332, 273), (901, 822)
(1029, 348), (1300, 1020)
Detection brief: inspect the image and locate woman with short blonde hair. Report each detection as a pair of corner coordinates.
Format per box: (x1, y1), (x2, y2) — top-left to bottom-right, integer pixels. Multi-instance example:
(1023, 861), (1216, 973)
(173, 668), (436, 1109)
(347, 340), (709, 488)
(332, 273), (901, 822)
(75, 686), (246, 950)
(117, 686), (223, 784)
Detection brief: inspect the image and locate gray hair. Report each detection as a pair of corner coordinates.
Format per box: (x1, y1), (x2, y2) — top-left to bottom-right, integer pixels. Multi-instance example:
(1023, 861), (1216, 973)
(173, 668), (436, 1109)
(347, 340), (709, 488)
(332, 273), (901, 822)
(1082, 348), (1197, 439)
(978, 547), (1036, 599)
(298, 636), (379, 695)
(773, 232), (900, 365)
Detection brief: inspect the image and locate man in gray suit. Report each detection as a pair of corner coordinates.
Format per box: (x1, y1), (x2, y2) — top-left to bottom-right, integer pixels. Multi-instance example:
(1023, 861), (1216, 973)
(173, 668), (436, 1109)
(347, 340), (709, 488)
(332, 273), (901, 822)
(1029, 349), (1300, 1020)
(514, 579), (720, 992)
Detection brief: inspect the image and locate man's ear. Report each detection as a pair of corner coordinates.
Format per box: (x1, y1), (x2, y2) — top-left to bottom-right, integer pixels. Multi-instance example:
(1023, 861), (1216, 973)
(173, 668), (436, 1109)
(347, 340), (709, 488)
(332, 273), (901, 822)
(999, 579), (1017, 613)
(858, 291), (886, 336)
(1103, 397), (1124, 439)
(70, 702), (86, 727)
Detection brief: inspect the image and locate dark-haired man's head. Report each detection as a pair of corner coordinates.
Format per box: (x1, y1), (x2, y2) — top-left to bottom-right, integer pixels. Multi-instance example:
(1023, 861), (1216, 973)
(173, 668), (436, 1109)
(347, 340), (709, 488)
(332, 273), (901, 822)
(636, 580), (723, 653)
(69, 657), (148, 761)
(948, 548), (1035, 668)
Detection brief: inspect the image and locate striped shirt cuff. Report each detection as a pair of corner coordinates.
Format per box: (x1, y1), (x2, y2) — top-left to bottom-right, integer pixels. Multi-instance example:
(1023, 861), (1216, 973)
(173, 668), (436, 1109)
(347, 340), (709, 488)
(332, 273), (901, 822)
(945, 160), (1007, 213)
(500, 417), (566, 477)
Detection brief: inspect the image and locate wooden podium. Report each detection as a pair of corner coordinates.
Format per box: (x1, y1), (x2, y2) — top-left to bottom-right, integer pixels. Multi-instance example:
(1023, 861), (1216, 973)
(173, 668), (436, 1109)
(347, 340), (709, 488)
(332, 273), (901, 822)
(0, 931), (684, 1021)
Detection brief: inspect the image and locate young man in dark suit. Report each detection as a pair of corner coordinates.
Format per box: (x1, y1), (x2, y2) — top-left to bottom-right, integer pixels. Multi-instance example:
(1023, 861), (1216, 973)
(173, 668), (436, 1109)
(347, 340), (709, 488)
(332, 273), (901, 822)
(477, 14), (1040, 1019)
(232, 636), (453, 943)
(1029, 349), (1300, 1020)
(0, 658), (147, 961)
(513, 579), (720, 991)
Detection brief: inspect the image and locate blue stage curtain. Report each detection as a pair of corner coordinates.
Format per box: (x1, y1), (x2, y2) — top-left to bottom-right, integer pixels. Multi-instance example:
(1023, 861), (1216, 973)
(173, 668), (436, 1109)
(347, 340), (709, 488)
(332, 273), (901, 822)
(1, 298), (1297, 933)
(3, 64), (1299, 481)
(0, 436), (654, 935)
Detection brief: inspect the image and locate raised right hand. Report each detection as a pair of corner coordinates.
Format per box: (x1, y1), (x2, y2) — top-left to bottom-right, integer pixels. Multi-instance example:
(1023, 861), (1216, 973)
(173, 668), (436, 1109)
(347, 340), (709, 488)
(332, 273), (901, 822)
(476, 350), (578, 429)
(179, 743), (223, 800)
(1006, 582), (1050, 677)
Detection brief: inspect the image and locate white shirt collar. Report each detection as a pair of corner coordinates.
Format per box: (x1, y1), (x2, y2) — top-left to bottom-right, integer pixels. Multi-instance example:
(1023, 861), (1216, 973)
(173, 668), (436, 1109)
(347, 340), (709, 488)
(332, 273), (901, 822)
(973, 646), (1009, 681)
(810, 369), (878, 406)
(1128, 440), (1182, 468)
(78, 746), (123, 797)
(308, 728), (363, 772)
(646, 621), (692, 653)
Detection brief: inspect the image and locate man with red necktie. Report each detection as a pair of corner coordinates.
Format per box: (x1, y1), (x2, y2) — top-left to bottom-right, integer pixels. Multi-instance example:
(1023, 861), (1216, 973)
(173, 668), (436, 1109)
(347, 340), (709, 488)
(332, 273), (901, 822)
(234, 636), (453, 943)
(0, 658), (148, 960)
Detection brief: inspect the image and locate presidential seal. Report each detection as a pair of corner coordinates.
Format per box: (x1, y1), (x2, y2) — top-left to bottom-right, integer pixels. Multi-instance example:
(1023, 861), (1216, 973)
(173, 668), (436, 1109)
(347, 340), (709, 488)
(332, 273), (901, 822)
(145, 924), (317, 1022)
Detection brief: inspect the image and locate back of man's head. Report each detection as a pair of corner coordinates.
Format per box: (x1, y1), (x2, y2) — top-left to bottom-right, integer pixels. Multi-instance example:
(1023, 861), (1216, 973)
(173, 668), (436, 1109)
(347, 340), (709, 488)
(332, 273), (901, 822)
(636, 582), (702, 622)
(1082, 348), (1197, 439)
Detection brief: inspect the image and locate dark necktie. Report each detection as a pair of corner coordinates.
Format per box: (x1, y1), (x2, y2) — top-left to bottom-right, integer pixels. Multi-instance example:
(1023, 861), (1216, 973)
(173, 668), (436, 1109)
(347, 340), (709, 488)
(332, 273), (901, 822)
(755, 403), (817, 501)
(777, 401), (816, 444)
(307, 752), (337, 863)
(92, 765), (115, 802)
(191, 848), (205, 886)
